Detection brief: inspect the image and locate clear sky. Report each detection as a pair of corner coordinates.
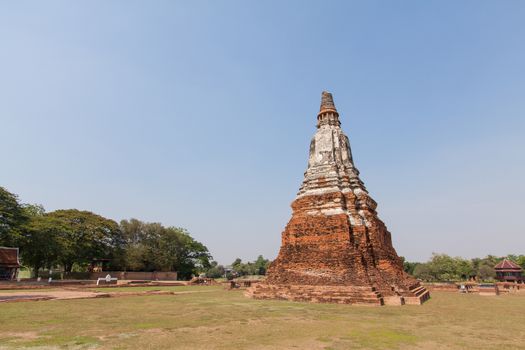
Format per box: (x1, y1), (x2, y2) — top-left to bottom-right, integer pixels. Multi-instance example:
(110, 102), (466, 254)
(1, 1), (524, 264)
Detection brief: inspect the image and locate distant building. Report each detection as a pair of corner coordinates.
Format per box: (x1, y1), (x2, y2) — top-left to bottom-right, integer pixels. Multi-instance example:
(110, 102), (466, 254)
(89, 258), (111, 272)
(0, 247), (21, 280)
(494, 259), (523, 283)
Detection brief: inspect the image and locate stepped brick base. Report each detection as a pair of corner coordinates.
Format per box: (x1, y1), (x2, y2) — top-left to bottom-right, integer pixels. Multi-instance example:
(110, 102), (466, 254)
(404, 284), (431, 305)
(247, 284), (384, 305)
(247, 282), (430, 306)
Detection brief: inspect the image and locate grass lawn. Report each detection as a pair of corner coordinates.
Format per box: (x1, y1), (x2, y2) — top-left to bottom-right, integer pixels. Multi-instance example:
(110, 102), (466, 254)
(1, 286), (524, 350)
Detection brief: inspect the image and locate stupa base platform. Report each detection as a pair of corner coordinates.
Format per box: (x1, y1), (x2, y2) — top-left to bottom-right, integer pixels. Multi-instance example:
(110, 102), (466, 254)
(246, 283), (430, 306)
(403, 284), (431, 305)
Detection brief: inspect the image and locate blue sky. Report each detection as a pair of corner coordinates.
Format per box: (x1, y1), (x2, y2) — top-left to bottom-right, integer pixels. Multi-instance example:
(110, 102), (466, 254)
(1, 1), (524, 264)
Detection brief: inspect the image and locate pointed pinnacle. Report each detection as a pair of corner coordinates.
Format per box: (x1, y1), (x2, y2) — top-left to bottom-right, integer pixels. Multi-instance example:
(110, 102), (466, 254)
(319, 91), (337, 113)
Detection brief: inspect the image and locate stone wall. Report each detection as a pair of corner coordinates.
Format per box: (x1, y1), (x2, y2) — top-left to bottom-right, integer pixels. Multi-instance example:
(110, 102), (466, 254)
(90, 271), (178, 281)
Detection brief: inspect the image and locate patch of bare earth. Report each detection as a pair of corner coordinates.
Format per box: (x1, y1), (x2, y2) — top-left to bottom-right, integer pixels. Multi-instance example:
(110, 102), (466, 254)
(3, 332), (41, 340)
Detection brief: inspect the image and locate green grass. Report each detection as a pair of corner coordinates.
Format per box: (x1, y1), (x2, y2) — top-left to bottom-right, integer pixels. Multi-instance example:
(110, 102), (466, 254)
(1, 288), (524, 349)
(16, 268), (31, 279)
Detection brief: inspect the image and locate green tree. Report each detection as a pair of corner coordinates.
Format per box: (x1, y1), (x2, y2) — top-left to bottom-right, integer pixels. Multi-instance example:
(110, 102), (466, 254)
(427, 254), (455, 281)
(429, 254), (473, 281)
(477, 264), (495, 281)
(516, 255), (525, 270)
(232, 258), (242, 269)
(231, 258), (247, 276)
(230, 256), (271, 276)
(155, 227), (211, 278)
(22, 203), (45, 217)
(205, 261), (225, 278)
(505, 254), (525, 270)
(47, 210), (122, 272)
(401, 256), (420, 275)
(119, 218), (150, 270)
(254, 255), (270, 275)
(412, 263), (433, 281)
(411, 254), (473, 282)
(0, 186), (28, 247)
(120, 219), (162, 271)
(473, 255), (500, 281)
(119, 219), (211, 279)
(21, 214), (62, 277)
(455, 258), (474, 280)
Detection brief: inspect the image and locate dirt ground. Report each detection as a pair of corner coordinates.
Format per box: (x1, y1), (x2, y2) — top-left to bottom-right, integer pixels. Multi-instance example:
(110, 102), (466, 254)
(0, 285), (219, 303)
(0, 289), (105, 302)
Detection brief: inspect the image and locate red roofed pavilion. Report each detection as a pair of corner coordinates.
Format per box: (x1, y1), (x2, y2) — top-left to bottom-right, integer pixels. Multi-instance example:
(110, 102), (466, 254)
(494, 259), (523, 283)
(0, 247), (21, 280)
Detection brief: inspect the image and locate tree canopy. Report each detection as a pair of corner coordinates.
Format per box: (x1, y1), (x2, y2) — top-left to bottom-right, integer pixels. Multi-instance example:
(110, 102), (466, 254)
(2, 185), (524, 282)
(119, 218), (211, 279)
(0, 186), (212, 279)
(228, 255), (271, 277)
(45, 209), (122, 272)
(405, 253), (525, 282)
(0, 186), (28, 247)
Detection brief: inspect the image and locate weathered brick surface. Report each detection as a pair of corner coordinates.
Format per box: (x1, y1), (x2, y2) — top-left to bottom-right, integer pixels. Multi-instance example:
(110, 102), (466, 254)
(248, 92), (429, 306)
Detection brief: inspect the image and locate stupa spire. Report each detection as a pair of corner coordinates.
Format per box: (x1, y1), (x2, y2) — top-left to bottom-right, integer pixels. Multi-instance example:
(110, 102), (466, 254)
(319, 91), (337, 113)
(317, 91), (340, 128)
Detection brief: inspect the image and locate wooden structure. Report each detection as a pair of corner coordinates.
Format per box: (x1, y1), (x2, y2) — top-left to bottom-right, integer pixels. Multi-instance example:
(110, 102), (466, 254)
(0, 247), (21, 280)
(494, 259), (523, 283)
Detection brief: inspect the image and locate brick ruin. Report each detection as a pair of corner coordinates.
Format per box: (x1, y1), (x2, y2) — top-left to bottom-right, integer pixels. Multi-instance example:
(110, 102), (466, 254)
(247, 92), (430, 305)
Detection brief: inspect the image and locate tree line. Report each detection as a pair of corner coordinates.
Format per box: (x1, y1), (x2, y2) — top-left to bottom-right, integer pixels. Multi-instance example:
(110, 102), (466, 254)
(403, 253), (525, 282)
(204, 256), (271, 279)
(4, 185), (522, 282)
(0, 186), (211, 279)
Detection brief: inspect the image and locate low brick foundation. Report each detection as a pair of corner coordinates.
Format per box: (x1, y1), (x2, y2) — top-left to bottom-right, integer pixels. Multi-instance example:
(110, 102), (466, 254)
(248, 282), (429, 306)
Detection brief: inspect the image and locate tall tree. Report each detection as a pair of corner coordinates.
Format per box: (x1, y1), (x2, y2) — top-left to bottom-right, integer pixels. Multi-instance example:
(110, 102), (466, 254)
(0, 186), (28, 247)
(254, 255), (270, 275)
(156, 227), (211, 278)
(230, 256), (271, 276)
(120, 219), (164, 271)
(205, 261), (225, 278)
(21, 212), (62, 277)
(516, 255), (525, 270)
(119, 219), (212, 279)
(47, 210), (122, 272)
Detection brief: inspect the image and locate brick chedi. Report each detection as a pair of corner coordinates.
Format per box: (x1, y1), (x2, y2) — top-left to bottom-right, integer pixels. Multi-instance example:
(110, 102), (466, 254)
(247, 92), (430, 306)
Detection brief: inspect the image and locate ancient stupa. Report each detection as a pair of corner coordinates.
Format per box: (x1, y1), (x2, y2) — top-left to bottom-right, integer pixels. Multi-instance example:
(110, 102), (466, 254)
(247, 92), (430, 305)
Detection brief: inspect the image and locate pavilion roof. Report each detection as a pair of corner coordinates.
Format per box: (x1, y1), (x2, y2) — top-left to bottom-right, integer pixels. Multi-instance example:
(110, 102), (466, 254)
(0, 247), (20, 267)
(494, 259), (522, 271)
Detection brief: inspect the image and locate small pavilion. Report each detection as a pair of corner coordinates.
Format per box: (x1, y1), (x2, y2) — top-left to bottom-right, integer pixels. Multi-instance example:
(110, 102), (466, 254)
(494, 259), (523, 283)
(0, 247), (21, 280)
